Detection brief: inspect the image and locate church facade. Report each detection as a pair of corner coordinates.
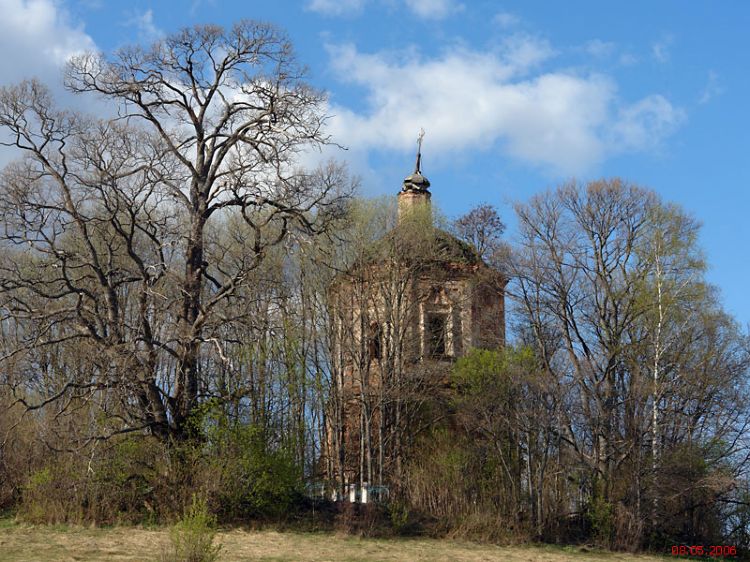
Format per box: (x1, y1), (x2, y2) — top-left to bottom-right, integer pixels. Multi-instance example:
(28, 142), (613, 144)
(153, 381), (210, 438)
(324, 152), (507, 498)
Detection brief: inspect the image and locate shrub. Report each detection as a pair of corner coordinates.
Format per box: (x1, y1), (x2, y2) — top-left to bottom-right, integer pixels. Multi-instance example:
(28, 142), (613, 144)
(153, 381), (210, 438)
(213, 426), (302, 520)
(196, 407), (303, 521)
(588, 496), (613, 548)
(19, 463), (84, 524)
(161, 495), (222, 562)
(388, 500), (410, 532)
(18, 436), (164, 525)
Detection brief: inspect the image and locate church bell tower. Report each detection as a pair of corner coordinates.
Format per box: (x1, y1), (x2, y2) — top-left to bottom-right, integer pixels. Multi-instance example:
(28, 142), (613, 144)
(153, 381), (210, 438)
(397, 129), (432, 223)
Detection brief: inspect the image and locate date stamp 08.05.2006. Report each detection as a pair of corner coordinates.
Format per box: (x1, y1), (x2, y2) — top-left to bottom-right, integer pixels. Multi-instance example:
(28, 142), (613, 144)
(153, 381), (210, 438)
(670, 545), (738, 557)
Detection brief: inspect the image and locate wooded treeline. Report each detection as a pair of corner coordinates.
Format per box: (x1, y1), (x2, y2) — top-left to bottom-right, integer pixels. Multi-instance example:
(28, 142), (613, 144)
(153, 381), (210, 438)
(0, 19), (748, 554)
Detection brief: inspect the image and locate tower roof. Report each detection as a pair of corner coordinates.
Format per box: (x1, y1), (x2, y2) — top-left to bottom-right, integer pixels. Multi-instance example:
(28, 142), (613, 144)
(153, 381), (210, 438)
(364, 227), (482, 268)
(402, 171), (431, 191)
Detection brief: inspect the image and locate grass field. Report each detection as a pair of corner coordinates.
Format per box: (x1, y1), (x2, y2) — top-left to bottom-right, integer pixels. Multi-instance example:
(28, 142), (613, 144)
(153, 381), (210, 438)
(0, 519), (676, 562)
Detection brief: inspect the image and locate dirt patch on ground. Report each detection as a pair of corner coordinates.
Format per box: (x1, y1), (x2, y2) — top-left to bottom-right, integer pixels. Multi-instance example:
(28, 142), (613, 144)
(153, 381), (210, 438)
(0, 522), (671, 561)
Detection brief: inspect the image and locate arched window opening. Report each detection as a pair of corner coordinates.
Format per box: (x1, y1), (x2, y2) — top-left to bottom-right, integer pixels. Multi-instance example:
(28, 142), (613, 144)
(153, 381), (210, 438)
(368, 321), (382, 361)
(426, 313), (447, 357)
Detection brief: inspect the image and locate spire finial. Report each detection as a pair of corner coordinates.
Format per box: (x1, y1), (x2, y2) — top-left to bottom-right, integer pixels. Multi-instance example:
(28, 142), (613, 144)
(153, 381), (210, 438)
(414, 128), (425, 174)
(402, 128), (430, 192)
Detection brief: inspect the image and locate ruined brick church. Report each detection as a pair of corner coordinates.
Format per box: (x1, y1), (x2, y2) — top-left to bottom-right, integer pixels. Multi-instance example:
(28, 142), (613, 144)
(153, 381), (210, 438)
(325, 142), (506, 500)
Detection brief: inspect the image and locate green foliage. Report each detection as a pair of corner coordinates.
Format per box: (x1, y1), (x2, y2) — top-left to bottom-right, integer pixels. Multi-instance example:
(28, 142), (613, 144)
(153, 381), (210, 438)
(18, 437), (162, 525)
(161, 495), (222, 562)
(403, 347), (543, 541)
(20, 468), (58, 524)
(190, 404), (303, 520)
(451, 346), (536, 395)
(14, 401), (305, 526)
(94, 437), (160, 519)
(587, 495), (614, 548)
(388, 500), (410, 532)
(213, 425), (301, 520)
(27, 467), (52, 488)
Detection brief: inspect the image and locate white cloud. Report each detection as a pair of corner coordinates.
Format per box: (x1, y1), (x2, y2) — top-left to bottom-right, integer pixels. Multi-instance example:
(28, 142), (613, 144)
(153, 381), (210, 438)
(499, 33), (554, 73)
(325, 40), (684, 176)
(652, 34), (674, 63)
(610, 95), (685, 151)
(619, 52), (638, 66)
(0, 0), (95, 80)
(188, 0), (217, 15)
(403, 0), (463, 19)
(0, 0), (98, 166)
(125, 9), (162, 42)
(493, 11), (520, 29)
(699, 71), (724, 104)
(78, 0), (103, 8)
(307, 0), (463, 19)
(583, 39), (615, 58)
(307, 0), (366, 16)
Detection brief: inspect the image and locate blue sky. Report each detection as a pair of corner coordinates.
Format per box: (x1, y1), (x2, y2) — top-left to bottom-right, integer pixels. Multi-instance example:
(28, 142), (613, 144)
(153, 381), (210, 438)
(1, 0), (748, 325)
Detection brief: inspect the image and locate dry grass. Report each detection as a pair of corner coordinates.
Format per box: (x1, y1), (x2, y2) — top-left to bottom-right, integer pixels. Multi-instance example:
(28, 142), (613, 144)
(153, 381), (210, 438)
(0, 519), (672, 562)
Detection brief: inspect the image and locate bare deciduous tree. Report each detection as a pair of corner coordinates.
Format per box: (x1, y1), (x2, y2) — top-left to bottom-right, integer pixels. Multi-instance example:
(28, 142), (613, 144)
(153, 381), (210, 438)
(511, 179), (749, 546)
(453, 202), (506, 265)
(0, 20), (353, 440)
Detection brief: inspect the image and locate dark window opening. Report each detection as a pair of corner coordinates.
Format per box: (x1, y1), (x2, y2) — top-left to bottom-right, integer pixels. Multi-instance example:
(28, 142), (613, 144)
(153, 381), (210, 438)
(426, 313), (447, 357)
(368, 322), (382, 361)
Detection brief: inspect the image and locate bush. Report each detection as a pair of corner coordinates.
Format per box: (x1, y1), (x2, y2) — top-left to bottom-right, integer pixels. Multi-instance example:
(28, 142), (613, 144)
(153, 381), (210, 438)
(161, 495), (222, 562)
(14, 419), (304, 526)
(388, 500), (410, 533)
(587, 496), (613, 548)
(0, 397), (40, 512)
(9, 398), (305, 526)
(196, 407), (303, 521)
(18, 436), (163, 525)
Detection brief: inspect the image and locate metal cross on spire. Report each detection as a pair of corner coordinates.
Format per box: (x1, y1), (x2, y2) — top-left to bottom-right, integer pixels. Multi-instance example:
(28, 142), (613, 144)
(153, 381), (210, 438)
(414, 128), (425, 174)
